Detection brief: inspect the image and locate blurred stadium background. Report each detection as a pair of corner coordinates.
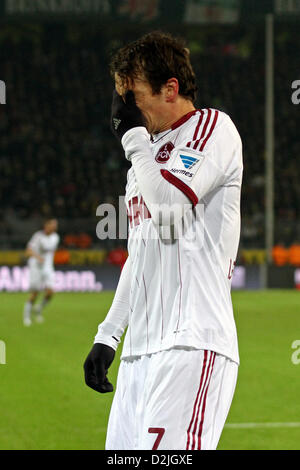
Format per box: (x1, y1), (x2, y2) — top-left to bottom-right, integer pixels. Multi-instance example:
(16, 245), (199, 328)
(0, 0), (300, 450)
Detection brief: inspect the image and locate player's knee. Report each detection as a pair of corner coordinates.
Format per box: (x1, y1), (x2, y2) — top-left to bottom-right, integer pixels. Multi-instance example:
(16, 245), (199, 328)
(29, 292), (38, 302)
(45, 289), (54, 299)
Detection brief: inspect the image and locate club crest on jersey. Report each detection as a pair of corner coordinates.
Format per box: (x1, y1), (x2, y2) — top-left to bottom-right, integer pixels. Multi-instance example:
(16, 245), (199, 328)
(155, 142), (174, 164)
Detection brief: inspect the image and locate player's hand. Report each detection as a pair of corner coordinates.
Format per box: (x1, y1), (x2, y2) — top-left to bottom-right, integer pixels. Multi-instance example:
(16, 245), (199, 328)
(83, 343), (115, 393)
(111, 89), (146, 141)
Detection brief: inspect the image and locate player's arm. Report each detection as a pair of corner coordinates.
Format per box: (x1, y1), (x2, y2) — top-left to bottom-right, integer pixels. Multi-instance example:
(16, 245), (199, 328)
(126, 116), (243, 214)
(55, 234), (60, 250)
(52, 234), (60, 258)
(111, 91), (242, 225)
(25, 246), (43, 263)
(25, 235), (44, 263)
(84, 256), (131, 393)
(111, 90), (192, 224)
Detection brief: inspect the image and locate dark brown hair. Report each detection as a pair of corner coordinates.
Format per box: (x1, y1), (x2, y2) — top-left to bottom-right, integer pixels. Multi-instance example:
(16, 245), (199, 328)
(110, 31), (197, 103)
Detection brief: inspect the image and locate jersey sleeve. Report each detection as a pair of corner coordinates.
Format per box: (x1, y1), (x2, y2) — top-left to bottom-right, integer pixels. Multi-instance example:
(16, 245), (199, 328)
(121, 113), (242, 226)
(94, 256), (131, 350)
(162, 113), (243, 204)
(55, 234), (60, 250)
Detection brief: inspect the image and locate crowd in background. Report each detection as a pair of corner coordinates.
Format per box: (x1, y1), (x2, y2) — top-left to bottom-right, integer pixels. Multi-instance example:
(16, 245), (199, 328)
(0, 22), (299, 249)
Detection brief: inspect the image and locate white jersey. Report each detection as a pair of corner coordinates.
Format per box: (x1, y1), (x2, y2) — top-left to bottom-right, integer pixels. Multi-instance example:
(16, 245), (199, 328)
(121, 109), (243, 364)
(27, 230), (60, 270)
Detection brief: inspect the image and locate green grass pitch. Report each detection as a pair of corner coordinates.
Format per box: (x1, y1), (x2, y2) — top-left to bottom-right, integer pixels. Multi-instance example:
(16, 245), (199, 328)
(0, 290), (299, 450)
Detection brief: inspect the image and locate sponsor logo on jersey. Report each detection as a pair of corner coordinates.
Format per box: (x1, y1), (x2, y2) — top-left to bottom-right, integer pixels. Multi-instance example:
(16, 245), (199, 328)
(155, 142), (174, 164)
(170, 168), (194, 178)
(168, 150), (202, 180)
(179, 154), (199, 169)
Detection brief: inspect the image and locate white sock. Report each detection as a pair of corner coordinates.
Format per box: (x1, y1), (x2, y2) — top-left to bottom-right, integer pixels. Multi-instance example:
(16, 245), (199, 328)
(23, 301), (33, 321)
(36, 297), (50, 314)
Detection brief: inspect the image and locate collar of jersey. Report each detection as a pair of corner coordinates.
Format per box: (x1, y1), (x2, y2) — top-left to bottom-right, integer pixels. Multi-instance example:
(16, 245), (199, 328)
(151, 109), (198, 141)
(171, 109), (198, 130)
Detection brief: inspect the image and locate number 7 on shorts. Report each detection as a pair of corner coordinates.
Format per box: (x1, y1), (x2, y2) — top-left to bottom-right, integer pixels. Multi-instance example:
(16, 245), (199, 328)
(148, 427), (165, 450)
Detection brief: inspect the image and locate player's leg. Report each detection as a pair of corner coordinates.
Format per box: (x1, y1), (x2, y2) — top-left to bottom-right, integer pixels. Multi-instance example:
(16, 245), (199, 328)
(34, 287), (54, 322)
(137, 348), (238, 450)
(34, 269), (55, 322)
(23, 266), (41, 326)
(185, 351), (238, 450)
(136, 347), (202, 450)
(23, 290), (39, 326)
(106, 356), (150, 450)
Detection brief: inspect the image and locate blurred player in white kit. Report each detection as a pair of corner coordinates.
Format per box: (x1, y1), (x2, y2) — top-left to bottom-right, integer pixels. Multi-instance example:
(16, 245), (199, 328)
(23, 219), (59, 326)
(84, 32), (243, 450)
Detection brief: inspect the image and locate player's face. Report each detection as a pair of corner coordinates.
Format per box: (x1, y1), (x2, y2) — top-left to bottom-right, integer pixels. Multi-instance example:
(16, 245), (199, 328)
(44, 219), (58, 235)
(115, 73), (168, 134)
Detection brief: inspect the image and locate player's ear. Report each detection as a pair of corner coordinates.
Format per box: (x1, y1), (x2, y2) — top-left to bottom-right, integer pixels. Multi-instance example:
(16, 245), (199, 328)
(164, 78), (179, 103)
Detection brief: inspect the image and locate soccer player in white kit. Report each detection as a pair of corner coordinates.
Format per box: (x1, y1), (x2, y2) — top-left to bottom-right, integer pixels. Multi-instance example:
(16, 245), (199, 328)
(23, 219), (59, 326)
(84, 32), (243, 450)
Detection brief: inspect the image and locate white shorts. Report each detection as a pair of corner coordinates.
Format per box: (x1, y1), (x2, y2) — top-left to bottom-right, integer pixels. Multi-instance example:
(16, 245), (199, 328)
(106, 348), (238, 450)
(29, 266), (55, 291)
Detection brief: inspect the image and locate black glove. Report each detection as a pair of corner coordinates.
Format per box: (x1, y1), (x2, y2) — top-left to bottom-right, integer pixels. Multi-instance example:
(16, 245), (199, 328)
(84, 343), (115, 393)
(111, 89), (146, 141)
